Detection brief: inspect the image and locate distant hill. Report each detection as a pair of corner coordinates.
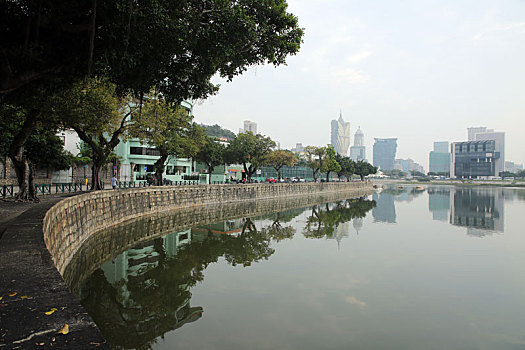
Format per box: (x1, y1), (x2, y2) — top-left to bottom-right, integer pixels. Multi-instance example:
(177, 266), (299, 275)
(200, 124), (236, 140)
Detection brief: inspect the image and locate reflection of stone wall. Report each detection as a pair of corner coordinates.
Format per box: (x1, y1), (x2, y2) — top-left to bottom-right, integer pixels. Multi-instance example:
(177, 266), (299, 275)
(44, 182), (371, 277)
(63, 190), (372, 293)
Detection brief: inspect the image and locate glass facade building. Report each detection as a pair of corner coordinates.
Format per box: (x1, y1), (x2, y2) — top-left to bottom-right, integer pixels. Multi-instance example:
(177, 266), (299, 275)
(451, 140), (499, 178)
(373, 138), (397, 171)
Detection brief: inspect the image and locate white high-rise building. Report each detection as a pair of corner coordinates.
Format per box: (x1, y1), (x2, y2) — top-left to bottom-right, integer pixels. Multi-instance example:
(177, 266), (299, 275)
(467, 126), (494, 141)
(330, 112), (351, 156)
(350, 127), (366, 161)
(239, 120), (257, 134)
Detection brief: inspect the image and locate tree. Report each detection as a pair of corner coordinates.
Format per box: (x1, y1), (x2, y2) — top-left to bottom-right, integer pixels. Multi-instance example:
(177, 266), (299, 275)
(321, 145), (341, 182)
(130, 95), (205, 185)
(410, 170), (426, 177)
(195, 136), (227, 184)
(200, 124), (236, 140)
(335, 154), (356, 181)
(354, 161), (377, 180)
(1, 0), (303, 196)
(56, 78), (129, 190)
(1, 0), (303, 102)
(0, 109), (72, 200)
(225, 132), (275, 181)
(264, 150), (297, 181)
(304, 146), (326, 182)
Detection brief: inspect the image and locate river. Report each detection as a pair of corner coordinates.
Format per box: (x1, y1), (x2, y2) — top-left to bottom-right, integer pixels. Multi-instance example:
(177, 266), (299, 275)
(69, 185), (525, 349)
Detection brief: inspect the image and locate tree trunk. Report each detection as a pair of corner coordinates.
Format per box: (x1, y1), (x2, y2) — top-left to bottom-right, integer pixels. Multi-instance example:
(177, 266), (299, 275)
(326, 171), (330, 182)
(208, 166), (214, 184)
(8, 110), (39, 201)
(91, 161), (104, 190)
(28, 163), (38, 202)
(154, 154), (168, 185)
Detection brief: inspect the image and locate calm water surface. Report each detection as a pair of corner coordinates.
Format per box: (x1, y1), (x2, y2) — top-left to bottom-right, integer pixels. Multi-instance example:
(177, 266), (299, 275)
(74, 185), (525, 349)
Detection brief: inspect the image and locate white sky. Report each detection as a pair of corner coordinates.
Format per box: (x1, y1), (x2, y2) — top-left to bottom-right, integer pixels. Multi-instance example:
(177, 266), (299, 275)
(193, 0), (525, 170)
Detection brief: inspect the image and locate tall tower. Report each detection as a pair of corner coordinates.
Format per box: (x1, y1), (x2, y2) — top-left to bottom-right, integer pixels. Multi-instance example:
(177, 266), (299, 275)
(350, 127), (366, 161)
(330, 111), (351, 156)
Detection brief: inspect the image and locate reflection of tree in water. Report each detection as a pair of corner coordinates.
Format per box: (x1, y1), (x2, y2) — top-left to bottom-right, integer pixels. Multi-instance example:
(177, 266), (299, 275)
(259, 209), (302, 243)
(303, 198), (376, 239)
(79, 226), (276, 349)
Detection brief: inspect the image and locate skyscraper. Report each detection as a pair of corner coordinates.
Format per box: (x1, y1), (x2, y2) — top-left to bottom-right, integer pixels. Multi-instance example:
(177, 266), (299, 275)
(330, 112), (351, 156)
(467, 126), (491, 141)
(373, 138), (397, 171)
(350, 127), (366, 161)
(474, 131), (505, 174)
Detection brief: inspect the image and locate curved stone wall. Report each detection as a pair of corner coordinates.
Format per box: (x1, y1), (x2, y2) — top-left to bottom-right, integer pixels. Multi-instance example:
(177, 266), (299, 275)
(43, 182), (371, 276)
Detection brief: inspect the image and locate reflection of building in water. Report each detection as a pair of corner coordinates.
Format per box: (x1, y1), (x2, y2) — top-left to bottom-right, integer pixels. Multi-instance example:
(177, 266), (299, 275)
(193, 218), (245, 235)
(428, 187), (451, 222)
(353, 218), (363, 234)
(327, 221), (350, 248)
(97, 229), (203, 346)
(450, 188), (504, 237)
(372, 192), (396, 223)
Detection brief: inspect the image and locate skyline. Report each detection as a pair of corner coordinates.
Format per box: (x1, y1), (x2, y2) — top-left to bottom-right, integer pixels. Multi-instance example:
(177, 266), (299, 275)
(193, 0), (525, 170)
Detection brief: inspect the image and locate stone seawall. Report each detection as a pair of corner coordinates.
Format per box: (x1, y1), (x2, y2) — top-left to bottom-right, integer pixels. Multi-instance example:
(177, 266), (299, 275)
(43, 182), (371, 276)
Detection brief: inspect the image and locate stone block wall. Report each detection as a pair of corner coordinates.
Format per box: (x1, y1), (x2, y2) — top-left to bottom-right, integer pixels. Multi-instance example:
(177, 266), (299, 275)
(43, 182), (371, 276)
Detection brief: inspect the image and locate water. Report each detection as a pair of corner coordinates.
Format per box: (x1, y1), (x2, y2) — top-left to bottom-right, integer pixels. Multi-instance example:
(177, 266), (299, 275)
(71, 185), (525, 349)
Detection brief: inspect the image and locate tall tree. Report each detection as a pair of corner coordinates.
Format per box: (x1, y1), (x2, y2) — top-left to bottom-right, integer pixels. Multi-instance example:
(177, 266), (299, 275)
(225, 132), (275, 181)
(321, 145), (341, 182)
(1, 0), (303, 196)
(195, 136), (226, 184)
(130, 95), (205, 185)
(57, 78), (129, 190)
(304, 146), (326, 182)
(264, 150), (297, 181)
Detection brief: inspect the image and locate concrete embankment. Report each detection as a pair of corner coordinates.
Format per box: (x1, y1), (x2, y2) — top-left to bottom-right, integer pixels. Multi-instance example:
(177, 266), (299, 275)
(1, 182), (371, 348)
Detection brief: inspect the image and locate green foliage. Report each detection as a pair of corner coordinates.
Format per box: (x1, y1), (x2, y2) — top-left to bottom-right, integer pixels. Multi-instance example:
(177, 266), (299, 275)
(225, 132), (275, 180)
(304, 146), (326, 181)
(410, 170), (426, 177)
(1, 0), (304, 104)
(321, 145), (341, 181)
(264, 150), (298, 180)
(200, 124), (236, 140)
(303, 199), (376, 239)
(130, 94), (205, 183)
(25, 128), (72, 171)
(335, 154), (356, 180)
(195, 136), (227, 183)
(382, 169), (406, 178)
(354, 161), (377, 180)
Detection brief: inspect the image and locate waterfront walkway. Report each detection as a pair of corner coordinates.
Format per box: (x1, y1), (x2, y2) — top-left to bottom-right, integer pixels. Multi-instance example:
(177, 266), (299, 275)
(0, 196), (108, 349)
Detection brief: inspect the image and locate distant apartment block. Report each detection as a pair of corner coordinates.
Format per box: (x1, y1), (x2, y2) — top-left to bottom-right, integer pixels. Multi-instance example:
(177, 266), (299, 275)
(505, 161), (523, 174)
(330, 113), (351, 156)
(350, 127), (366, 162)
(373, 138), (397, 171)
(467, 126), (491, 141)
(394, 158), (425, 174)
(429, 141), (450, 174)
(239, 120), (257, 134)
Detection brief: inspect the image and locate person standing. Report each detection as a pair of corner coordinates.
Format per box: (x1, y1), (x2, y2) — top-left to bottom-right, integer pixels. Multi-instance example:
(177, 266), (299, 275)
(111, 175), (117, 189)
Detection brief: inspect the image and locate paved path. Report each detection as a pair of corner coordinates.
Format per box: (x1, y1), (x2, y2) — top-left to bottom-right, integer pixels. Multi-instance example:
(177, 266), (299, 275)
(0, 195), (108, 349)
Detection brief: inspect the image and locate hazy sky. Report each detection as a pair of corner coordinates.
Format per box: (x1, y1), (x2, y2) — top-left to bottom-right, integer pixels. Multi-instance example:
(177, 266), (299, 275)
(193, 0), (525, 170)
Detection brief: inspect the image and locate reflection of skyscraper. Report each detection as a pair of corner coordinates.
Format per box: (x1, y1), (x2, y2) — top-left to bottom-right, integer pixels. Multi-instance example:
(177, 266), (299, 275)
(372, 192), (396, 223)
(331, 112), (351, 156)
(428, 187), (451, 222)
(353, 218), (363, 234)
(450, 188), (504, 237)
(373, 138), (397, 171)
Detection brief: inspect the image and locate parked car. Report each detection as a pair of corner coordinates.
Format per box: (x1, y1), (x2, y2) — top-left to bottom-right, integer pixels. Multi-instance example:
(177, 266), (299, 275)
(265, 178), (277, 183)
